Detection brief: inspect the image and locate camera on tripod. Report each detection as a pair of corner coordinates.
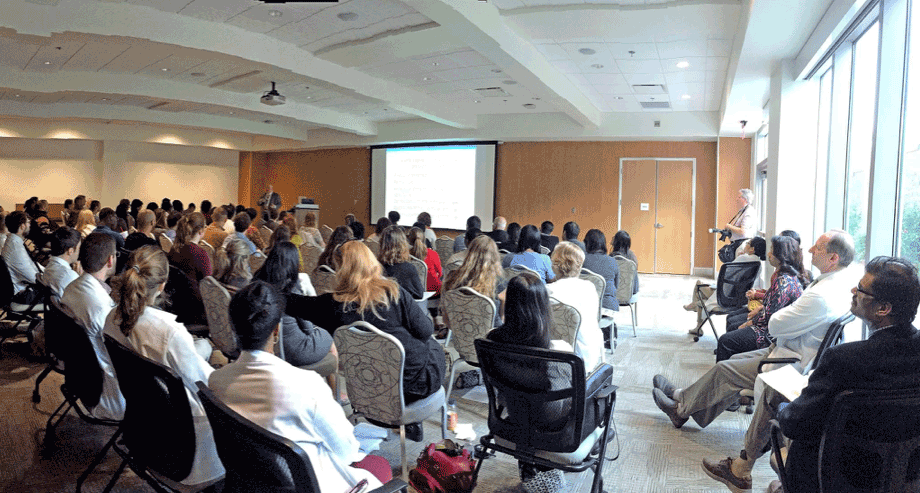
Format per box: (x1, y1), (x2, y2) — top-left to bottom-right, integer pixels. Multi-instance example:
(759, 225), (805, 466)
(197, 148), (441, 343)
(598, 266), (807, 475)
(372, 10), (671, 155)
(709, 228), (731, 242)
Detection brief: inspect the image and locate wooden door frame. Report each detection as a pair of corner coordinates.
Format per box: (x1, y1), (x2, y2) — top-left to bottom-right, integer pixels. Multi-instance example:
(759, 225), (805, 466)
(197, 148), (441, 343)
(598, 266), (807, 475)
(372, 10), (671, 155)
(617, 157), (697, 274)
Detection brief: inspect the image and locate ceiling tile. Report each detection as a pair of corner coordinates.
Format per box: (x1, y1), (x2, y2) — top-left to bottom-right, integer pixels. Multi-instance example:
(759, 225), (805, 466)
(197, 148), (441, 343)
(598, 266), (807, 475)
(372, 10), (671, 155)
(409, 55), (462, 72)
(177, 0), (254, 23)
(63, 41), (131, 71)
(665, 82), (705, 96)
(126, 0), (196, 13)
(491, 0), (527, 9)
(99, 43), (175, 73)
(534, 44), (570, 62)
(656, 39), (707, 58)
(137, 54), (210, 78)
(624, 73), (666, 85)
(593, 83), (632, 94)
(576, 59), (620, 74)
(24, 41), (85, 72)
(583, 73), (628, 86)
(0, 91), (41, 103)
(559, 42), (611, 61)
(56, 93), (94, 104)
(444, 50), (493, 68)
(606, 42), (658, 60)
(433, 65), (504, 81)
(706, 71), (726, 89)
(85, 94), (123, 104)
(706, 38), (733, 57)
(660, 56), (706, 73)
(706, 56), (729, 72)
(0, 36), (41, 70)
(636, 94), (669, 103)
(550, 60), (580, 74)
(30, 93), (65, 104)
(615, 59), (662, 74)
(665, 71), (706, 84)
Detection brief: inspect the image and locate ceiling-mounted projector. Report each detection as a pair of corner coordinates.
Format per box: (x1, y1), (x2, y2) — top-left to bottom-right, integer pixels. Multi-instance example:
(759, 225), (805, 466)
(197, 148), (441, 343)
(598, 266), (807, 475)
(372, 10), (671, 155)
(260, 81), (286, 106)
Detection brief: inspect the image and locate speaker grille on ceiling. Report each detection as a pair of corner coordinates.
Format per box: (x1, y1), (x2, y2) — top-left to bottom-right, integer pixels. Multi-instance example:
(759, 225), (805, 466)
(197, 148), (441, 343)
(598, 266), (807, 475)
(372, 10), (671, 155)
(632, 84), (667, 94)
(640, 101), (671, 109)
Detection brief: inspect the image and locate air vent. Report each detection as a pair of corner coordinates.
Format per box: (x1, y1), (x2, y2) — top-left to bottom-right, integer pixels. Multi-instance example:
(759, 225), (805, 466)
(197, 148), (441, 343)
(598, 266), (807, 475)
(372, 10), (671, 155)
(632, 84), (667, 94)
(473, 87), (510, 98)
(640, 101), (671, 109)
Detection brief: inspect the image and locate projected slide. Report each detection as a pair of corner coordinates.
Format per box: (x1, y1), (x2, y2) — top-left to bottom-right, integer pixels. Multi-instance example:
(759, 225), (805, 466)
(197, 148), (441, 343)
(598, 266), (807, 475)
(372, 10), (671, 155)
(371, 143), (496, 230)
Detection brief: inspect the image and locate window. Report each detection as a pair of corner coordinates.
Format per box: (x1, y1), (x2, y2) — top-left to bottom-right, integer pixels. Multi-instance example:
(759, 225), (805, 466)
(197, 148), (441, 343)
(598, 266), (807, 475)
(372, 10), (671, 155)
(814, 63), (834, 239)
(843, 20), (880, 262)
(897, 0), (920, 265)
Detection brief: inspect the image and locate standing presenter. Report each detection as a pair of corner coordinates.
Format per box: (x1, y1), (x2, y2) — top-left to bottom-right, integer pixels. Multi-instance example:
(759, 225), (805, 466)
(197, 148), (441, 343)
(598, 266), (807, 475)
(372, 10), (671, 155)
(258, 184), (282, 217)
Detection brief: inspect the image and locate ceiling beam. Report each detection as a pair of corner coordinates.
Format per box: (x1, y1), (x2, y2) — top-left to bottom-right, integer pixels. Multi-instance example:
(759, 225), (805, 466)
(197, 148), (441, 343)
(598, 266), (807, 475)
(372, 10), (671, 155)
(402, 0), (602, 128)
(4, 0), (477, 131)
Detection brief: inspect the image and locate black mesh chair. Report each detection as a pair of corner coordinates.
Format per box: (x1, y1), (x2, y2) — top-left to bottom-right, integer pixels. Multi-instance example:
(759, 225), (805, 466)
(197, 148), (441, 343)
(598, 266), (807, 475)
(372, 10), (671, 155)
(0, 256), (45, 352)
(471, 339), (618, 493)
(196, 382), (409, 493)
(102, 334), (201, 493)
(692, 261), (761, 342)
(164, 262), (208, 332)
(770, 387), (920, 492)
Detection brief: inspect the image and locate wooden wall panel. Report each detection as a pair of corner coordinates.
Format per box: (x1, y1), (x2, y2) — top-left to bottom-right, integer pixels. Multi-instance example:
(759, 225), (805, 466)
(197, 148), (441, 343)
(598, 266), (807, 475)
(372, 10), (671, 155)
(716, 137), (754, 269)
(250, 148), (370, 228)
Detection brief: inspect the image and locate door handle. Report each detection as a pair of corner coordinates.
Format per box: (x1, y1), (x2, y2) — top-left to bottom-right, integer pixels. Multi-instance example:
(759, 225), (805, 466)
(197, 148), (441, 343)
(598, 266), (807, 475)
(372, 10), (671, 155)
(655, 223), (663, 229)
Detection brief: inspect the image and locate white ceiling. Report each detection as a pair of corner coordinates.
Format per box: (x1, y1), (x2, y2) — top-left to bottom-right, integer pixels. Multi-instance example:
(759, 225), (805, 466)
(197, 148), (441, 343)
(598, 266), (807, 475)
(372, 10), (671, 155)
(0, 0), (839, 144)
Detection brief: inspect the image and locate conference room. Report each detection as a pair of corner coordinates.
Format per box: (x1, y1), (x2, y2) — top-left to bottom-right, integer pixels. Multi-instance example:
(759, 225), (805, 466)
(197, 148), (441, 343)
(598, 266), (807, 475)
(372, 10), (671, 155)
(1, 0), (918, 491)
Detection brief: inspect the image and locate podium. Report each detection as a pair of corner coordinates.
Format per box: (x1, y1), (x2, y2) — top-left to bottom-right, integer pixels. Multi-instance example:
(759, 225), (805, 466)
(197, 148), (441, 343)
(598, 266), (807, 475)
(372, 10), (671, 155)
(294, 204), (320, 226)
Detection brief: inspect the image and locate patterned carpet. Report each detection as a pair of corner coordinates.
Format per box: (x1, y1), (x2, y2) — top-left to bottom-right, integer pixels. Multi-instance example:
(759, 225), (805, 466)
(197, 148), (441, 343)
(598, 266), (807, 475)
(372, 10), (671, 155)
(0, 274), (781, 492)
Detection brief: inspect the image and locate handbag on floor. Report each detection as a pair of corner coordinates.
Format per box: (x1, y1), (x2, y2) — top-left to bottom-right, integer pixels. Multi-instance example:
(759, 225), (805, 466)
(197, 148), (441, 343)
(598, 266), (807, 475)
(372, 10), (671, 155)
(408, 439), (477, 493)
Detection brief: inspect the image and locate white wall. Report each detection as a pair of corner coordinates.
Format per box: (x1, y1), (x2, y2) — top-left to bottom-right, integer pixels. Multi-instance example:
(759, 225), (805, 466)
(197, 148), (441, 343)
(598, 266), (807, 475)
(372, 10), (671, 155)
(0, 137), (239, 211)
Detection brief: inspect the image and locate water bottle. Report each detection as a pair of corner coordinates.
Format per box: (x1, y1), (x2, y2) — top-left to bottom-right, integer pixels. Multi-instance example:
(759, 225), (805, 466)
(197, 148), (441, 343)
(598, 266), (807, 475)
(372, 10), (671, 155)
(447, 399), (458, 431)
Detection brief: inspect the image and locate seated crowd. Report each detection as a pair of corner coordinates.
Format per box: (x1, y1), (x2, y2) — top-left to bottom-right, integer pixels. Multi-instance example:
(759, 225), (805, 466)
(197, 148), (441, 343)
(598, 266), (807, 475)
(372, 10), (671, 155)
(4, 192), (914, 493)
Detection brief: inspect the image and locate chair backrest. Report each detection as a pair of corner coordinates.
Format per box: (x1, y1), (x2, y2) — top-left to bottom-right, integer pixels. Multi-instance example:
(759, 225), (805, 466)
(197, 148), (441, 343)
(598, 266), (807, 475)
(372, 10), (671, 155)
(502, 264), (538, 283)
(196, 382), (319, 493)
(0, 256), (16, 308)
(319, 225), (333, 245)
(442, 259), (463, 284)
(408, 255), (428, 291)
(578, 268), (606, 321)
(250, 253), (266, 273)
(549, 297), (581, 348)
(539, 245), (551, 255)
(441, 287), (496, 364)
(435, 236), (454, 270)
(103, 334), (195, 482)
(364, 238), (380, 258)
(311, 267), (337, 295)
(259, 226), (273, 246)
(48, 305), (104, 409)
(164, 263), (205, 325)
(333, 321), (406, 425)
(474, 338), (594, 453)
(299, 244), (323, 274)
(612, 255), (637, 304)
(200, 276), (239, 359)
(715, 261), (761, 309)
(816, 387), (920, 492)
(158, 234), (173, 253)
(199, 240), (215, 266)
(809, 312), (856, 371)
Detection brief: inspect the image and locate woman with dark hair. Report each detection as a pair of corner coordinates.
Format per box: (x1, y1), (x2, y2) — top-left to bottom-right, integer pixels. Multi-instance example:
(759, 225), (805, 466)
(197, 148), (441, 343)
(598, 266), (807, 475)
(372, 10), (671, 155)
(610, 230), (639, 295)
(715, 235), (807, 361)
(161, 197), (172, 212)
(130, 199), (143, 219)
(499, 222), (521, 252)
(408, 226), (441, 294)
(367, 217), (391, 242)
(378, 226), (424, 299)
(487, 271), (573, 492)
(254, 242), (335, 368)
(581, 229), (619, 312)
(417, 212), (436, 245)
(103, 246), (223, 488)
(172, 199), (184, 213)
(501, 224), (554, 282)
(316, 225), (353, 270)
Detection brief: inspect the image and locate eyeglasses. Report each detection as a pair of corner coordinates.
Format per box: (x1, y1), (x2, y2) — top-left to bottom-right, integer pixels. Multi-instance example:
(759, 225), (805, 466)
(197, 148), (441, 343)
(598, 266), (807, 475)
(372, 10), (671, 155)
(854, 283), (875, 298)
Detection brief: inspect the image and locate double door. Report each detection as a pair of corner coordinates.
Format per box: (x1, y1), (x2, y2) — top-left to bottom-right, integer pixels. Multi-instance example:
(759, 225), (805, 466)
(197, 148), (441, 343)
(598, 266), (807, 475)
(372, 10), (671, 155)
(619, 159), (695, 275)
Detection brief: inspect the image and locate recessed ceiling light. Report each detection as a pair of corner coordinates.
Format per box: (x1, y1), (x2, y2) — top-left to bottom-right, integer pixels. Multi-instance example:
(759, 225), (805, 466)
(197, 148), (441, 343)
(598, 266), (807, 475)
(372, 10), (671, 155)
(474, 100), (481, 103)
(612, 96), (624, 100)
(161, 68), (169, 72)
(502, 80), (517, 85)
(101, 98), (108, 101)
(229, 111), (234, 115)
(306, 96), (313, 99)
(14, 94), (21, 97)
(578, 48), (596, 55)
(268, 9), (282, 17)
(591, 64), (604, 69)
(682, 94), (691, 100)
(431, 62), (439, 66)
(337, 12), (358, 21)
(422, 77), (432, 81)
(43, 61), (51, 65)
(676, 61), (690, 69)
(523, 103), (536, 109)
(490, 69), (502, 73)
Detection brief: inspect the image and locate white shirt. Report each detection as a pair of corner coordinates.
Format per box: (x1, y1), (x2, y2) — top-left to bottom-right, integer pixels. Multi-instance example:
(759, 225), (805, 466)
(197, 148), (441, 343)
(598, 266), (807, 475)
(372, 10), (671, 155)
(546, 277), (604, 372)
(767, 264), (862, 371)
(424, 228), (437, 247)
(209, 350), (380, 493)
(42, 256), (79, 304)
(1, 233), (39, 295)
(223, 219), (236, 235)
(731, 206), (757, 241)
(103, 306), (224, 486)
(60, 273), (124, 420)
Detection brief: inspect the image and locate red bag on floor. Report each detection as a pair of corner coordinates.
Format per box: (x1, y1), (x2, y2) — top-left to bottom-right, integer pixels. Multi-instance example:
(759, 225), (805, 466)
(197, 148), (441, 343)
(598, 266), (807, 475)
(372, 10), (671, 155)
(408, 439), (477, 493)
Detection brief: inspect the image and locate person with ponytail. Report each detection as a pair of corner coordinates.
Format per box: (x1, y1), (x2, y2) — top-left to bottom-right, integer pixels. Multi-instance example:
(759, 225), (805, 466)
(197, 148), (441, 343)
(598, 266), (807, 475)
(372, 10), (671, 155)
(407, 226), (441, 294)
(103, 245), (224, 488)
(168, 212), (211, 283)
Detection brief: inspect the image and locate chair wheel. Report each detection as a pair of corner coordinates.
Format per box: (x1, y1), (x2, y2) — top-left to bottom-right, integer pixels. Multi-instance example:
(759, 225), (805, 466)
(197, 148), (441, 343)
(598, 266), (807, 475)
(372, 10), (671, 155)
(32, 390), (40, 403)
(744, 405), (753, 414)
(693, 336), (700, 342)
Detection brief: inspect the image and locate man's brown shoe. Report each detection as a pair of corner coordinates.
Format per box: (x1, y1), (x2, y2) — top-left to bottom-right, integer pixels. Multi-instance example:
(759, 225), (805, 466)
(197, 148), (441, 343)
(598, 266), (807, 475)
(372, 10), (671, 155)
(652, 388), (687, 428)
(701, 457), (752, 493)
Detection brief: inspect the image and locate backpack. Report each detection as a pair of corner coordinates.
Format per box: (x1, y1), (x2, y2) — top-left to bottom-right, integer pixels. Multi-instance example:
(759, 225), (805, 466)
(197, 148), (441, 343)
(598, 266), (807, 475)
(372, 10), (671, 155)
(408, 440), (477, 493)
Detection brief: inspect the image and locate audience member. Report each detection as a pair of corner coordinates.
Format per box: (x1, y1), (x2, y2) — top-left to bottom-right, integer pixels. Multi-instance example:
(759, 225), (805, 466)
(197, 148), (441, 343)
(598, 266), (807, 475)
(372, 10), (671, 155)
(164, 211), (181, 242)
(350, 221), (365, 240)
(501, 224), (554, 283)
(487, 216), (509, 245)
(724, 188), (757, 244)
(213, 238), (252, 290)
(130, 199), (143, 219)
(652, 230), (859, 432)
(146, 201), (158, 212)
(223, 212), (258, 254)
(124, 209), (158, 251)
(408, 226), (441, 294)
(367, 217), (390, 242)
(60, 233), (122, 420)
(200, 200), (212, 223)
(387, 210), (400, 227)
(75, 209), (97, 239)
(2, 211), (40, 304)
(0, 212), (8, 252)
(344, 213), (356, 226)
(90, 200), (102, 222)
(160, 197), (172, 212)
(539, 221), (559, 253)
(499, 222), (521, 252)
(172, 199), (184, 213)
(222, 205), (236, 234)
(582, 229), (619, 313)
(562, 221), (585, 252)
(611, 230), (639, 294)
(169, 212), (211, 284)
(103, 246), (223, 487)
(684, 237), (766, 326)
(208, 281), (388, 492)
(202, 207), (229, 249)
(448, 228), (483, 265)
(443, 235), (506, 327)
(316, 226), (353, 271)
(453, 215), (481, 252)
(245, 208), (268, 251)
(417, 212), (436, 245)
(378, 226), (424, 300)
(300, 212), (324, 248)
(42, 227), (82, 303)
(486, 271), (574, 491)
(254, 242), (335, 369)
(547, 242), (604, 371)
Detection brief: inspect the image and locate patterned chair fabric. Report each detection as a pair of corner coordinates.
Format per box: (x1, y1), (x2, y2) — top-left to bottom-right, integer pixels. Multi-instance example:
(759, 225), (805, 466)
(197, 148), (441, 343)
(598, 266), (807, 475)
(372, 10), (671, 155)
(441, 287), (495, 365)
(502, 264), (538, 283)
(198, 240), (215, 270)
(539, 245), (551, 255)
(300, 244), (323, 274)
(364, 238), (380, 258)
(259, 226), (272, 247)
(613, 256), (638, 336)
(408, 256), (428, 294)
(578, 268), (606, 322)
(249, 254), (266, 274)
(319, 225), (333, 245)
(549, 296), (581, 348)
(311, 266), (337, 295)
(441, 260), (463, 284)
(158, 234), (173, 253)
(200, 276), (239, 359)
(435, 236), (454, 271)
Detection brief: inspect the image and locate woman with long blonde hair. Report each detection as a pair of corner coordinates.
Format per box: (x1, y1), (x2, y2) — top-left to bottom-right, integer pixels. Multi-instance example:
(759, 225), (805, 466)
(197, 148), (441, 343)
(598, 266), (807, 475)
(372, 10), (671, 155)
(285, 240), (445, 404)
(75, 209), (96, 238)
(213, 238), (252, 289)
(102, 246), (224, 487)
(443, 235), (505, 326)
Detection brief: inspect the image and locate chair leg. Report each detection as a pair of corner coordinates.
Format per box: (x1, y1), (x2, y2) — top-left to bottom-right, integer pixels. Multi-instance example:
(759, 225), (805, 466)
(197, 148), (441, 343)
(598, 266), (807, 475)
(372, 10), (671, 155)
(399, 425), (408, 480)
(630, 304), (637, 337)
(612, 323), (618, 349)
(77, 428), (122, 493)
(445, 357), (459, 401)
(44, 398), (73, 443)
(440, 402), (447, 439)
(32, 363), (55, 403)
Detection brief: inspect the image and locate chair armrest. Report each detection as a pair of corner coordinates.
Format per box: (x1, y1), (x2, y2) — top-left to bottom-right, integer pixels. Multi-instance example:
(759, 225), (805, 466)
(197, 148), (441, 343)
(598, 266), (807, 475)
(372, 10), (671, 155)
(586, 364), (614, 397)
(370, 479), (409, 493)
(757, 358), (800, 373)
